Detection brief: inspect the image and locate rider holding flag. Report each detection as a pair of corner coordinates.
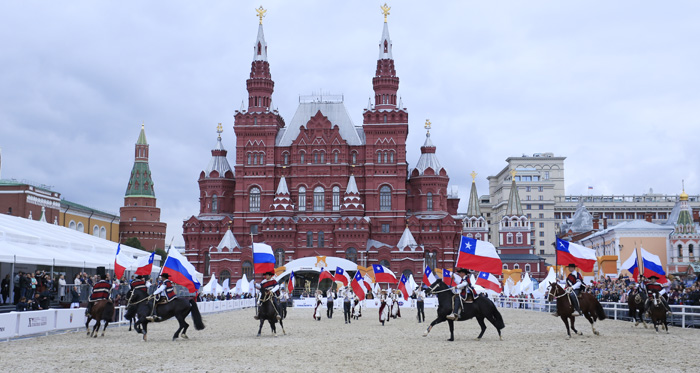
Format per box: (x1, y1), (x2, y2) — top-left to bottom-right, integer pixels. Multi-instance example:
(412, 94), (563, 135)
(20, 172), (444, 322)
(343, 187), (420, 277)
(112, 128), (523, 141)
(566, 264), (584, 316)
(447, 268), (473, 321)
(254, 271), (281, 321)
(645, 275), (671, 316)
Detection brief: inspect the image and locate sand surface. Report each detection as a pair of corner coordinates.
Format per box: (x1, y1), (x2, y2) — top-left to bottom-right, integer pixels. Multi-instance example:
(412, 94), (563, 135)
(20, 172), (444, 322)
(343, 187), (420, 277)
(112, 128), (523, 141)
(2, 306), (698, 372)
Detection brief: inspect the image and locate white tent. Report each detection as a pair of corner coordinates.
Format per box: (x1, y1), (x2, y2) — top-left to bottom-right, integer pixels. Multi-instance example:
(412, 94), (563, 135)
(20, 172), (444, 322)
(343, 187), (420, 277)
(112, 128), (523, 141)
(275, 256), (359, 279)
(520, 273), (533, 295)
(504, 277), (515, 296)
(533, 267), (557, 299)
(222, 278), (230, 294)
(201, 273), (221, 295)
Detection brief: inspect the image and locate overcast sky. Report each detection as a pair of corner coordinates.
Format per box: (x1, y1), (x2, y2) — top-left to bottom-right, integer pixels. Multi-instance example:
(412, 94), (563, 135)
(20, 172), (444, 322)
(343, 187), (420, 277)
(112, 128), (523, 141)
(1, 1), (698, 246)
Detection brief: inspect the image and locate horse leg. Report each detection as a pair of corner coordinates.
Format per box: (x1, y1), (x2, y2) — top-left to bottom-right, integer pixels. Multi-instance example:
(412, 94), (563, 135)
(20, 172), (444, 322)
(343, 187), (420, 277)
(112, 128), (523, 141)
(142, 322), (148, 342)
(583, 312), (598, 336)
(257, 319), (264, 336)
(86, 316), (91, 336)
(173, 315), (186, 341)
(102, 320), (109, 337)
(571, 316), (582, 336)
(475, 316), (487, 340)
(423, 316), (445, 337)
(92, 320), (100, 338)
(447, 320), (455, 342)
(181, 318), (190, 339)
(560, 316), (571, 339)
(270, 320), (277, 337)
(279, 318), (286, 335)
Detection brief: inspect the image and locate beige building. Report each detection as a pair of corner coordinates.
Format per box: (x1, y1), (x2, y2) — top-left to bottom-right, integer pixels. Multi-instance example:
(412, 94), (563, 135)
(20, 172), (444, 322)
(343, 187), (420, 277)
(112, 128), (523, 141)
(60, 200), (120, 243)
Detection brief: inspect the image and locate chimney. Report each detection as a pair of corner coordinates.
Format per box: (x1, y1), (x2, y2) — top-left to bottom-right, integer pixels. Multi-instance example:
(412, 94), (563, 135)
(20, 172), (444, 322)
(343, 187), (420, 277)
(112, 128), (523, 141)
(644, 213), (653, 223)
(592, 218), (600, 230)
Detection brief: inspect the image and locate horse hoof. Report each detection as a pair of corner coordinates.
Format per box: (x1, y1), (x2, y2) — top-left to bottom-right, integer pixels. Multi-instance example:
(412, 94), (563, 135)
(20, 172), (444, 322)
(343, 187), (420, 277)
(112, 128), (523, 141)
(499, 336), (503, 341)
(474, 338), (481, 341)
(422, 332), (428, 337)
(172, 338), (177, 342)
(594, 331), (600, 336)
(256, 334), (261, 337)
(273, 334), (278, 338)
(447, 338), (454, 342)
(181, 334), (188, 339)
(566, 335), (571, 340)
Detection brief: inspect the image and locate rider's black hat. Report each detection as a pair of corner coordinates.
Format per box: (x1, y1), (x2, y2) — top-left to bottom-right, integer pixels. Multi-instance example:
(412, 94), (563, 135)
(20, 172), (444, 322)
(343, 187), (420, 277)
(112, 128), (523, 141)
(456, 268), (470, 275)
(135, 275), (143, 279)
(161, 273), (169, 279)
(648, 275), (660, 280)
(263, 271), (274, 276)
(567, 263), (576, 268)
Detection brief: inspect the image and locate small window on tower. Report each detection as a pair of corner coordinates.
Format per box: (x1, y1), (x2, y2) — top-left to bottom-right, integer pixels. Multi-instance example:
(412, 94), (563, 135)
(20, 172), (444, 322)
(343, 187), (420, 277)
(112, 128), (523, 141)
(384, 40), (388, 53)
(257, 41), (262, 55)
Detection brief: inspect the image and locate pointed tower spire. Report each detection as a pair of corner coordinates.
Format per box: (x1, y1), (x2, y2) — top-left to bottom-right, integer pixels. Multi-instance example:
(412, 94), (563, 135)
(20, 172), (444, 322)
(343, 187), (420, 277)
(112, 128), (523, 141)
(372, 4), (399, 110)
(413, 120), (446, 176)
(397, 225), (418, 250)
(466, 171), (481, 217)
(675, 181), (695, 234)
(217, 227), (240, 251)
(247, 6), (274, 113)
(203, 123), (233, 179)
(340, 174), (364, 216)
(270, 175), (293, 215)
(505, 170), (523, 216)
(126, 123), (155, 197)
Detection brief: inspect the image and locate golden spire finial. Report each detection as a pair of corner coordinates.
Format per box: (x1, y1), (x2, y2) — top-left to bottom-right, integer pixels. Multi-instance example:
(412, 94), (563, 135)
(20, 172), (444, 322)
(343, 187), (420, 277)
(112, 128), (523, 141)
(510, 169), (517, 179)
(216, 123), (223, 134)
(256, 6), (267, 25)
(141, 121), (144, 129)
(470, 171), (477, 182)
(424, 119), (431, 134)
(380, 3), (391, 22)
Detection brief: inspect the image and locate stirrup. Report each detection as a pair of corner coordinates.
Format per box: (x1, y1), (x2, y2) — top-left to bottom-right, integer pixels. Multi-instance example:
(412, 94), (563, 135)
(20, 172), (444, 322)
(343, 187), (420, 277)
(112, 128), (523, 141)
(276, 315), (281, 321)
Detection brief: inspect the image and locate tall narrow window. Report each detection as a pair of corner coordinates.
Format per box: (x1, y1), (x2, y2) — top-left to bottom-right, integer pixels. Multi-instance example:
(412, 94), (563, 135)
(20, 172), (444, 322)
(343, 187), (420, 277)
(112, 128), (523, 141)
(306, 231), (313, 247)
(345, 247), (357, 263)
(298, 187), (306, 211)
(283, 153), (289, 165)
(351, 152), (357, 164)
(377, 151), (382, 163)
(380, 185), (392, 211)
(390, 151), (394, 163)
(333, 151), (338, 164)
(247, 153), (251, 165)
(427, 192), (433, 211)
(242, 261), (253, 280)
(249, 188), (260, 212)
(314, 152), (318, 164)
(332, 186), (340, 211)
(314, 186), (325, 211)
(318, 232), (324, 248)
(275, 249), (285, 267)
(300, 152), (305, 164)
(212, 194), (218, 213)
(320, 152), (325, 163)
(383, 151), (388, 163)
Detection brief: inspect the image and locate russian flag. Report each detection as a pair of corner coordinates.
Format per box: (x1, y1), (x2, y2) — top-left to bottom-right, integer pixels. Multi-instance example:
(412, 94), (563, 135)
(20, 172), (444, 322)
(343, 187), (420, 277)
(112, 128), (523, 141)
(334, 266), (350, 286)
(620, 250), (639, 280)
(252, 242), (275, 274)
(372, 264), (397, 283)
(134, 252), (155, 276)
(456, 236), (502, 276)
(351, 270), (367, 301)
(442, 268), (455, 286)
(640, 248), (667, 284)
(397, 274), (411, 300)
(556, 238), (597, 272)
(162, 246), (202, 293)
(422, 265), (437, 286)
(114, 244), (134, 280)
(476, 271), (502, 294)
(288, 271), (295, 293)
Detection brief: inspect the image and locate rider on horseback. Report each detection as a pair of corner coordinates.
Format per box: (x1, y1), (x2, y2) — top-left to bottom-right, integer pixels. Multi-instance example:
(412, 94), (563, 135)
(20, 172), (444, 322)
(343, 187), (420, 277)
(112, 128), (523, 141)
(130, 275), (148, 295)
(566, 264), (584, 316)
(644, 275), (671, 316)
(447, 268), (474, 321)
(254, 271), (281, 321)
(148, 273), (177, 322)
(86, 274), (111, 316)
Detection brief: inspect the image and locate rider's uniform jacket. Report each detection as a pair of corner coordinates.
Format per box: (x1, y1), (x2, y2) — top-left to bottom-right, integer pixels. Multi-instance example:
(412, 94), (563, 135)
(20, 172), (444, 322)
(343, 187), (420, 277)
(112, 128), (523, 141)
(90, 280), (111, 302)
(452, 273), (471, 296)
(566, 271), (583, 290)
(163, 280), (177, 301)
(130, 279), (147, 294)
(646, 282), (665, 296)
(260, 278), (280, 295)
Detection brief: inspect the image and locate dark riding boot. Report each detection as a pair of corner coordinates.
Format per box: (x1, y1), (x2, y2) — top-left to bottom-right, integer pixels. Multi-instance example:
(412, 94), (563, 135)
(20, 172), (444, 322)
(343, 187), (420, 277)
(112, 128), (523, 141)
(569, 293), (583, 316)
(447, 295), (461, 320)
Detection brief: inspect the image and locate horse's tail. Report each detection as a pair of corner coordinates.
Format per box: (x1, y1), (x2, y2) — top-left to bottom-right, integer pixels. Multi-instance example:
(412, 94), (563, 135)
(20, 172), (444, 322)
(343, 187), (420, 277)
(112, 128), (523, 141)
(595, 299), (607, 320)
(488, 301), (506, 329)
(189, 299), (206, 330)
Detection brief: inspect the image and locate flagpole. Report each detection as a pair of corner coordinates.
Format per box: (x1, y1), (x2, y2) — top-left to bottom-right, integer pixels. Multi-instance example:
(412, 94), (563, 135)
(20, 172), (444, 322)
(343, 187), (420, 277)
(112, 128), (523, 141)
(157, 237), (175, 279)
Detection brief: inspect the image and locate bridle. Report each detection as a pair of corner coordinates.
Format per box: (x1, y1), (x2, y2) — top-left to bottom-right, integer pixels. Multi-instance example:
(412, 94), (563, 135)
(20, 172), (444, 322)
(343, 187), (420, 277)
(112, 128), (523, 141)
(428, 281), (455, 294)
(547, 284), (569, 301)
(126, 291), (153, 307)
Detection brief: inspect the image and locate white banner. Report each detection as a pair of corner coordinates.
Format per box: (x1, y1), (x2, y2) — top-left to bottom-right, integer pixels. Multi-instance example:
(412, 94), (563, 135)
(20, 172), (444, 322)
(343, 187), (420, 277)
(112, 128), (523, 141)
(17, 310), (55, 336)
(55, 308), (86, 329)
(0, 313), (18, 339)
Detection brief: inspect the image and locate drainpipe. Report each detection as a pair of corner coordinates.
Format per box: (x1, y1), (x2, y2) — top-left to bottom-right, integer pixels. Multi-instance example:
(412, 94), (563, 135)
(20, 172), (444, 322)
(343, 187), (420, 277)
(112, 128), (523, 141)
(109, 214), (117, 242)
(87, 210), (94, 235)
(63, 204), (70, 227)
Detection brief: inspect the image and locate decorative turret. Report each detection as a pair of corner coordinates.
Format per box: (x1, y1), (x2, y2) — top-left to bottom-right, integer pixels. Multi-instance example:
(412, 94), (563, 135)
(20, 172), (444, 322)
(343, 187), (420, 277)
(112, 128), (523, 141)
(675, 182), (695, 234)
(198, 124), (235, 214)
(412, 120), (446, 177)
(397, 225), (418, 251)
(466, 171), (481, 217)
(216, 228), (240, 251)
(463, 171), (488, 241)
(498, 170), (531, 253)
(203, 124), (233, 179)
(247, 6), (274, 112)
(372, 3), (399, 110)
(270, 176), (294, 215)
(505, 170), (523, 216)
(125, 123), (155, 198)
(340, 174), (364, 216)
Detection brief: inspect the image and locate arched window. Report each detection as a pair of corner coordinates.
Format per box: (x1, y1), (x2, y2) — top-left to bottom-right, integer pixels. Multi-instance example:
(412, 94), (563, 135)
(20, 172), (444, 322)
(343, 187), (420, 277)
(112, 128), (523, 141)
(380, 185), (392, 211)
(678, 244), (683, 258)
(298, 186), (306, 211)
(383, 151), (388, 163)
(402, 269), (413, 281)
(503, 264), (509, 270)
(306, 231), (313, 247)
(93, 225), (99, 236)
(100, 226), (107, 239)
(300, 152), (305, 164)
(275, 249), (285, 267)
(320, 151), (325, 164)
(475, 233), (481, 240)
(333, 151), (339, 164)
(390, 151), (394, 163)
(379, 259), (390, 268)
(507, 233), (513, 244)
(69, 220), (76, 230)
(516, 233), (523, 244)
(318, 232), (324, 248)
(467, 233), (473, 238)
(345, 247), (357, 263)
(525, 264), (531, 272)
(242, 261), (253, 280)
(249, 187), (260, 212)
(424, 251), (436, 271)
(212, 194), (218, 213)
(253, 153), (258, 165)
(77, 222), (84, 233)
(314, 186), (325, 211)
(220, 270), (231, 284)
(689, 244), (695, 256)
(377, 151), (382, 163)
(514, 263), (520, 269)
(283, 153), (289, 165)
(427, 192), (433, 211)
(351, 152), (357, 165)
(332, 186), (340, 211)
(313, 152), (318, 164)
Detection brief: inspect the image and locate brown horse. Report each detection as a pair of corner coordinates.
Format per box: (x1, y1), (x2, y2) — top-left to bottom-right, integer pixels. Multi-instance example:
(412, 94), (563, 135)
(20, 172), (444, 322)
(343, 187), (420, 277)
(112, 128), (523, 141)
(85, 299), (115, 338)
(648, 294), (669, 334)
(547, 283), (606, 339)
(627, 291), (647, 328)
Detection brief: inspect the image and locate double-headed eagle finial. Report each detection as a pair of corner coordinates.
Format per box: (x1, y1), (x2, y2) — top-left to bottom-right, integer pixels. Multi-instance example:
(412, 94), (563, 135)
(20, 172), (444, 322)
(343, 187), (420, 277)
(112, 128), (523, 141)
(381, 3), (391, 22)
(424, 119), (431, 134)
(256, 6), (267, 25)
(470, 171), (477, 182)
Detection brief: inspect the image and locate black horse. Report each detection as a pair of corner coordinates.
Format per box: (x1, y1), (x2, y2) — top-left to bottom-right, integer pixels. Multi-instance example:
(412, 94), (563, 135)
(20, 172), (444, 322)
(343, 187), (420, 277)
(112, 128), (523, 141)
(627, 291), (647, 328)
(256, 291), (285, 337)
(423, 279), (505, 341)
(648, 294), (669, 334)
(127, 291), (205, 341)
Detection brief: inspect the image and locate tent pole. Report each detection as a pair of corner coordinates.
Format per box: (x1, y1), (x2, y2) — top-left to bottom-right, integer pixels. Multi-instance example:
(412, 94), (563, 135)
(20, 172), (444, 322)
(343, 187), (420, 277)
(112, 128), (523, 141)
(51, 258), (54, 281)
(10, 255), (15, 304)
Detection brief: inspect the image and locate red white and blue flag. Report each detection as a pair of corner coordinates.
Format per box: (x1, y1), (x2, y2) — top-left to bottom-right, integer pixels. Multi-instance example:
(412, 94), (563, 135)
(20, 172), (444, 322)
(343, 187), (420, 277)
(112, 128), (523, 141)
(556, 238), (596, 272)
(422, 265), (437, 286)
(640, 248), (667, 284)
(252, 242), (275, 274)
(318, 268), (334, 283)
(363, 273), (374, 290)
(371, 264), (397, 283)
(442, 268), (455, 286)
(351, 270), (367, 301)
(162, 245), (202, 293)
(397, 274), (411, 300)
(114, 244), (134, 280)
(288, 271), (295, 293)
(334, 266), (350, 286)
(620, 250), (639, 280)
(456, 236), (502, 275)
(134, 251), (155, 276)
(476, 271), (502, 294)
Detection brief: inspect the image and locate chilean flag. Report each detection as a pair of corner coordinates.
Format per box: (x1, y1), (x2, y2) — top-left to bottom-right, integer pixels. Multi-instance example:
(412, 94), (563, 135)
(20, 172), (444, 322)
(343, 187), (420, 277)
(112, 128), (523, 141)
(162, 245), (202, 292)
(252, 242), (275, 274)
(422, 265), (437, 286)
(640, 248), (667, 284)
(351, 270), (367, 301)
(362, 273), (374, 290)
(288, 271), (295, 293)
(456, 236), (502, 275)
(620, 250), (639, 280)
(114, 244), (134, 280)
(318, 268), (334, 283)
(442, 268), (455, 286)
(372, 264), (397, 283)
(334, 267), (350, 286)
(476, 271), (502, 294)
(397, 274), (411, 300)
(556, 238), (596, 272)
(134, 252), (155, 276)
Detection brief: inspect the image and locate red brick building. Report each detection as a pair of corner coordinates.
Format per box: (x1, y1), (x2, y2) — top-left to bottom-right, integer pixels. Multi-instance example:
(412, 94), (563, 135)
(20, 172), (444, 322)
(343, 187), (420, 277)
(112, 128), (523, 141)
(119, 125), (167, 251)
(183, 17), (465, 284)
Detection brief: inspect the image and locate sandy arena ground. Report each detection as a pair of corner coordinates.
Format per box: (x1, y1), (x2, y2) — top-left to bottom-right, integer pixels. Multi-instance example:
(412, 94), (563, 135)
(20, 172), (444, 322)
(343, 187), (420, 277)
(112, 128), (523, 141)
(2, 306), (698, 372)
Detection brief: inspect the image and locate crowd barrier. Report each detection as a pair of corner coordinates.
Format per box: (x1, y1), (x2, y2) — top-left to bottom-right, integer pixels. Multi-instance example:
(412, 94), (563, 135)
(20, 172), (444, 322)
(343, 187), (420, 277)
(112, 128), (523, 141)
(494, 297), (700, 328)
(293, 298), (439, 309)
(0, 298), (256, 341)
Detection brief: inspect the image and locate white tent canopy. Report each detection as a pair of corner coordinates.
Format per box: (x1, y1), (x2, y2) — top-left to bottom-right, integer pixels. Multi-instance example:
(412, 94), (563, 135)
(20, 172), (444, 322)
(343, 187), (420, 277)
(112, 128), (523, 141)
(0, 213), (150, 269)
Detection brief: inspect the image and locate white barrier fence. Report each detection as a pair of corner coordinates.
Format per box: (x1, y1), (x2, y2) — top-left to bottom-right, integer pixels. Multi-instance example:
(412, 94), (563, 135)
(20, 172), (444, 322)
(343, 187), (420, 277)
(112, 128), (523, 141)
(493, 297), (700, 328)
(293, 298), (439, 309)
(0, 298), (256, 341)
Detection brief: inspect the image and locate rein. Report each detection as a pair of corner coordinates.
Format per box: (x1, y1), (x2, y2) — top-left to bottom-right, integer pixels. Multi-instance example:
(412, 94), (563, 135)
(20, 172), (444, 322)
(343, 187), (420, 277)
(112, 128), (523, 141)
(547, 285), (569, 301)
(127, 293), (153, 307)
(428, 282), (456, 294)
